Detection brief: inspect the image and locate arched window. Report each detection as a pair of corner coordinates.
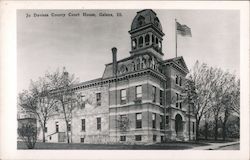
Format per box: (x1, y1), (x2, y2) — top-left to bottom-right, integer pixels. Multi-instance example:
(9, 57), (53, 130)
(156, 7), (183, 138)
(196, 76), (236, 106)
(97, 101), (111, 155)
(138, 36), (143, 48)
(132, 39), (137, 49)
(145, 34), (150, 45)
(156, 38), (158, 44)
(152, 35), (155, 44)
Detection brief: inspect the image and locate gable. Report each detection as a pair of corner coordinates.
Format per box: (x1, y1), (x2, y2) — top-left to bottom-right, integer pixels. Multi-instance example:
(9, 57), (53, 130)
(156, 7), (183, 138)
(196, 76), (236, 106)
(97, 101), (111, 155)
(173, 57), (189, 71)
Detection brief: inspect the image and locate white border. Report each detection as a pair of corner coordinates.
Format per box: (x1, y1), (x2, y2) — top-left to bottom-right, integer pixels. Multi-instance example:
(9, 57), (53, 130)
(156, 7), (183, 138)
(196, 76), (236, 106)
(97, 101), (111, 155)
(0, 1), (249, 160)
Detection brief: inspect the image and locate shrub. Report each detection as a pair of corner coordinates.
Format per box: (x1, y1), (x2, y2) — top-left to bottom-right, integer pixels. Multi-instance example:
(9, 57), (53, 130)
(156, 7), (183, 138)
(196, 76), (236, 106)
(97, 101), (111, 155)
(18, 123), (37, 149)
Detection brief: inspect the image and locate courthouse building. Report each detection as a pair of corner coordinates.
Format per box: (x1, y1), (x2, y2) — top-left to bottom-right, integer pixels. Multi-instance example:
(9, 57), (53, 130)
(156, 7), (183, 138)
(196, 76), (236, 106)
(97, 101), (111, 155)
(19, 9), (196, 144)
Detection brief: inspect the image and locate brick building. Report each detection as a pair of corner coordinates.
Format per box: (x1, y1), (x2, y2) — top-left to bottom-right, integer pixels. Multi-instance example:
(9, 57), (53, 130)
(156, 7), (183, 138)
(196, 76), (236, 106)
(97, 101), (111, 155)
(36, 9), (196, 144)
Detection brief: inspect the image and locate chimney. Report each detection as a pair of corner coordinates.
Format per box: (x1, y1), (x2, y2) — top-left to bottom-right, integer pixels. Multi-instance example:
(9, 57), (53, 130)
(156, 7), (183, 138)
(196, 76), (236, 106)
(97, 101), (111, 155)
(112, 47), (117, 76)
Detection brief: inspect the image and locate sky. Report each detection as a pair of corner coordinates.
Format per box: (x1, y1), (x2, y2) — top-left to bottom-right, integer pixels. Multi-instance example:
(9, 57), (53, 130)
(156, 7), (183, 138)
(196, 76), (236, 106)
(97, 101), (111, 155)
(17, 9), (240, 93)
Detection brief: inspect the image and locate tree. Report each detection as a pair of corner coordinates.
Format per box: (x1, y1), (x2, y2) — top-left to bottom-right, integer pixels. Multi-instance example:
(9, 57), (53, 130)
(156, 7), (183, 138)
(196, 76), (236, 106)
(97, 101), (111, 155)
(19, 76), (58, 143)
(18, 122), (37, 149)
(185, 61), (214, 139)
(46, 67), (79, 143)
(209, 69), (234, 140)
(220, 74), (239, 140)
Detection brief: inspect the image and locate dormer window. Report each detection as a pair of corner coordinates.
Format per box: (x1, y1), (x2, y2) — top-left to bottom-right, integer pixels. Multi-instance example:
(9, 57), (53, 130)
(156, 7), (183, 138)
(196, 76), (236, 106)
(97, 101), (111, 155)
(137, 16), (145, 27)
(154, 17), (160, 27)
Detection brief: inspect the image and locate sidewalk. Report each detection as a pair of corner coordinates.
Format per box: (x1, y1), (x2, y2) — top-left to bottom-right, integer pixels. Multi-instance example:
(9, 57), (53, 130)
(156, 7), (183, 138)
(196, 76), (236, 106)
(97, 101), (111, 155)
(189, 141), (240, 150)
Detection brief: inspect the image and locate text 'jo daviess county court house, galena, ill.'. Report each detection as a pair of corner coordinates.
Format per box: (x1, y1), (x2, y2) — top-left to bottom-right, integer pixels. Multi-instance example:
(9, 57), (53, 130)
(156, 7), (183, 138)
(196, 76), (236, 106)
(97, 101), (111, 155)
(18, 9), (196, 144)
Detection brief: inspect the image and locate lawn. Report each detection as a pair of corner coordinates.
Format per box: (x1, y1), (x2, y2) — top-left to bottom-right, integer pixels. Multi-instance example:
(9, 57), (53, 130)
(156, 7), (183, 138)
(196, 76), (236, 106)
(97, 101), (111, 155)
(17, 141), (209, 150)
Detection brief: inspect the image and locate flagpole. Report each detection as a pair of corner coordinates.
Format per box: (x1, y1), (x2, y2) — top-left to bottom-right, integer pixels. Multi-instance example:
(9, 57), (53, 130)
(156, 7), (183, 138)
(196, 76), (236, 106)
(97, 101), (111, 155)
(175, 18), (177, 58)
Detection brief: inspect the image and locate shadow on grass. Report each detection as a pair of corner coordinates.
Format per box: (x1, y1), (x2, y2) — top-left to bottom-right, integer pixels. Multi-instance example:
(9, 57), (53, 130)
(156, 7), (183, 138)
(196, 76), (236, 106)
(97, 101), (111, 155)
(17, 141), (210, 150)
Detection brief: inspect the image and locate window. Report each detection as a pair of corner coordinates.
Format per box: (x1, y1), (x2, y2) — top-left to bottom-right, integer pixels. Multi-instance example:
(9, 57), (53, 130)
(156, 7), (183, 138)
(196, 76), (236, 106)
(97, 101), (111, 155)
(80, 138), (84, 143)
(55, 122), (59, 132)
(120, 136), (126, 141)
(120, 89), (127, 104)
(153, 135), (157, 142)
(145, 34), (150, 45)
(132, 39), (137, 49)
(160, 115), (163, 129)
(192, 122), (195, 133)
(152, 113), (156, 129)
(166, 116), (169, 125)
(80, 95), (86, 109)
(161, 136), (164, 142)
(152, 35), (155, 44)
(136, 85), (142, 99)
(81, 119), (85, 131)
(160, 90), (163, 105)
(136, 113), (142, 128)
(152, 86), (156, 102)
(176, 93), (179, 108)
(97, 117), (101, 130)
(139, 36), (143, 48)
(96, 93), (101, 106)
(135, 135), (142, 141)
(67, 121), (71, 132)
(176, 75), (179, 84)
(179, 77), (182, 86)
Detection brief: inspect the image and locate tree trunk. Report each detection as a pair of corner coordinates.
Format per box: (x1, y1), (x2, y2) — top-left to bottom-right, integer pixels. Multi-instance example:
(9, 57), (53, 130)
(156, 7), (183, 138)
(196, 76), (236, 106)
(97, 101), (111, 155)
(196, 120), (200, 140)
(222, 122), (226, 141)
(205, 121), (208, 140)
(42, 122), (46, 142)
(214, 119), (218, 141)
(65, 119), (70, 143)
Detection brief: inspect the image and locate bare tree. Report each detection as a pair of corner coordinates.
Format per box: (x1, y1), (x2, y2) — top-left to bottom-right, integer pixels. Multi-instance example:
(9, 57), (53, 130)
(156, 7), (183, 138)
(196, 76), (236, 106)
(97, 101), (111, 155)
(186, 61), (214, 139)
(46, 67), (79, 143)
(209, 68), (238, 140)
(220, 74), (240, 140)
(19, 77), (57, 142)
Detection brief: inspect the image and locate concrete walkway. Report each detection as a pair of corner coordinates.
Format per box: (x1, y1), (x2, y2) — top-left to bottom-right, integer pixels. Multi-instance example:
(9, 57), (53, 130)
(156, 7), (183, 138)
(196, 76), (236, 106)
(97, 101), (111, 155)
(189, 141), (240, 150)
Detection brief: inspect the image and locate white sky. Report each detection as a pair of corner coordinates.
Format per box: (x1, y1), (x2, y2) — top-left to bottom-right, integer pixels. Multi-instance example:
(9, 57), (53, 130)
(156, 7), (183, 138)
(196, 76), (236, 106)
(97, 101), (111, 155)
(17, 9), (240, 93)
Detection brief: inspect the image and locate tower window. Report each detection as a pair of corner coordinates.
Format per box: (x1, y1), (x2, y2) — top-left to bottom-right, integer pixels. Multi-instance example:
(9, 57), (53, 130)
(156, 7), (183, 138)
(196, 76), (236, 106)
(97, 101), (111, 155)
(139, 36), (143, 48)
(145, 34), (150, 45)
(156, 38), (158, 44)
(152, 35), (155, 44)
(132, 39), (137, 49)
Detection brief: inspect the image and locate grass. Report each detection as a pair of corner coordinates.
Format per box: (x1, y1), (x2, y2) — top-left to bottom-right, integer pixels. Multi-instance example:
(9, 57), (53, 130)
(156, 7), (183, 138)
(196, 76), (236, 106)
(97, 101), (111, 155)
(17, 141), (210, 150)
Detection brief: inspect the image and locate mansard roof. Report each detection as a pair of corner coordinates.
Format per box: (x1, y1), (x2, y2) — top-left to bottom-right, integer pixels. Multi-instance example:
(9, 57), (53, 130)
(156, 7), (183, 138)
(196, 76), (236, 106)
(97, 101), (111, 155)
(130, 9), (163, 33)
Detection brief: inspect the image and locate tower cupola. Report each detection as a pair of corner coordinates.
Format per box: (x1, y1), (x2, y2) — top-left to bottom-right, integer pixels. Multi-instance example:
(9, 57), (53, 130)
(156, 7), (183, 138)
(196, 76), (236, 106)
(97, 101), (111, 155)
(129, 9), (165, 59)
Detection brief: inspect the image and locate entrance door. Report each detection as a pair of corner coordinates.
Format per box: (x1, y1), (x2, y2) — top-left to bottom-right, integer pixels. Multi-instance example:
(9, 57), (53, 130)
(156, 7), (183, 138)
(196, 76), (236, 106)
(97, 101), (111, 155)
(175, 114), (183, 137)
